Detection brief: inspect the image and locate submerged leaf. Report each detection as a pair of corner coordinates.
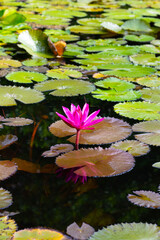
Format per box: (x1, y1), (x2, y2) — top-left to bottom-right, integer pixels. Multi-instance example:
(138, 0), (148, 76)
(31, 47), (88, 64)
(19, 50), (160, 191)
(49, 117), (132, 145)
(127, 190), (160, 209)
(132, 120), (160, 146)
(56, 147), (135, 177)
(111, 140), (150, 156)
(0, 86), (45, 106)
(89, 223), (160, 240)
(34, 80), (95, 96)
(0, 188), (12, 209)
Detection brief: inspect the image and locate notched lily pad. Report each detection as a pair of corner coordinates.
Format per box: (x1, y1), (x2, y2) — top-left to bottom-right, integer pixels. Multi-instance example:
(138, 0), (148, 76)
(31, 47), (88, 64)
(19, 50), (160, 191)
(0, 160), (17, 181)
(56, 147), (135, 177)
(42, 144), (74, 158)
(6, 71), (48, 83)
(122, 19), (152, 32)
(34, 80), (95, 97)
(0, 188), (12, 209)
(132, 120), (160, 146)
(0, 135), (18, 150)
(114, 102), (160, 121)
(111, 140), (150, 157)
(127, 190), (160, 209)
(49, 117), (132, 145)
(67, 222), (95, 240)
(46, 69), (82, 79)
(125, 34), (155, 43)
(0, 86), (45, 106)
(0, 216), (17, 239)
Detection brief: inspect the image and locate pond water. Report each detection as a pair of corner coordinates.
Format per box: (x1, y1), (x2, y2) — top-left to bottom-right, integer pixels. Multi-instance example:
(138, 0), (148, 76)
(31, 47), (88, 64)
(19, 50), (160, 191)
(0, 0), (160, 239)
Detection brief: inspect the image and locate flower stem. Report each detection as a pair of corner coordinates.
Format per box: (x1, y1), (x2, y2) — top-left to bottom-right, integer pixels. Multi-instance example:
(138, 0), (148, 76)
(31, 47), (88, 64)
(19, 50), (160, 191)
(75, 129), (80, 150)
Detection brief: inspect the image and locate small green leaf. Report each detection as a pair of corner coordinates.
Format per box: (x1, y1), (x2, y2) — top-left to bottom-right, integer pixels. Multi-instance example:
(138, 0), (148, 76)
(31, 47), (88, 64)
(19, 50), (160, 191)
(6, 71), (48, 83)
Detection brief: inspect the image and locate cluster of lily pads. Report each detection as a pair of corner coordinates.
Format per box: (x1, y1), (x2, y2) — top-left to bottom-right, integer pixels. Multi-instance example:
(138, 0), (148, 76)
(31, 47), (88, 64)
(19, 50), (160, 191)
(0, 0), (160, 239)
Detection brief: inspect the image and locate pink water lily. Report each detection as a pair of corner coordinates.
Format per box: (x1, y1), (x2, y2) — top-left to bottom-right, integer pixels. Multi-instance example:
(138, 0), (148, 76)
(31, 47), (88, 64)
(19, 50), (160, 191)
(56, 103), (104, 149)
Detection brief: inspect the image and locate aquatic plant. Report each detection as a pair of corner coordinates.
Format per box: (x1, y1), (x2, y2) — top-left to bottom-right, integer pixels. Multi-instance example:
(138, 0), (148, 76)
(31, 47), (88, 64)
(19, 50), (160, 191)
(56, 103), (104, 149)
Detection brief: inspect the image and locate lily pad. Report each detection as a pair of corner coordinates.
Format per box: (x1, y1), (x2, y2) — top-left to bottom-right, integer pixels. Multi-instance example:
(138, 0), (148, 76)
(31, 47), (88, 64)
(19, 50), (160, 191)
(140, 87), (160, 103)
(101, 22), (122, 33)
(111, 140), (150, 156)
(12, 228), (68, 240)
(49, 117), (132, 145)
(89, 223), (160, 240)
(6, 71), (48, 83)
(129, 54), (160, 66)
(67, 222), (95, 240)
(122, 19), (151, 32)
(0, 86), (45, 106)
(132, 120), (160, 146)
(2, 117), (33, 126)
(0, 216), (17, 240)
(22, 58), (48, 67)
(0, 59), (22, 68)
(34, 79), (95, 97)
(136, 76), (160, 87)
(18, 29), (54, 58)
(67, 25), (108, 35)
(125, 34), (155, 42)
(42, 9), (87, 18)
(56, 147), (135, 177)
(127, 190), (160, 209)
(0, 188), (12, 209)
(0, 135), (18, 150)
(114, 102), (160, 121)
(0, 160), (17, 181)
(139, 44), (160, 54)
(42, 144), (74, 158)
(46, 69), (82, 79)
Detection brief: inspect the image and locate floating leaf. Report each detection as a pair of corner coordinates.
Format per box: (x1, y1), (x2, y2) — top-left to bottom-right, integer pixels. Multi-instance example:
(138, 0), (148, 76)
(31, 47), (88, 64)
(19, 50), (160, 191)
(0, 160), (17, 181)
(0, 216), (17, 239)
(122, 19), (151, 32)
(0, 59), (22, 68)
(18, 29), (54, 58)
(2, 117), (33, 126)
(42, 144), (74, 158)
(0, 188), (12, 209)
(89, 223), (160, 240)
(125, 34), (155, 42)
(130, 54), (160, 66)
(42, 9), (86, 18)
(49, 117), (132, 145)
(67, 25), (107, 35)
(136, 76), (160, 87)
(111, 140), (150, 156)
(114, 102), (160, 120)
(34, 80), (95, 97)
(22, 58), (48, 67)
(132, 120), (160, 146)
(6, 71), (48, 83)
(0, 86), (45, 106)
(56, 147), (135, 177)
(12, 228), (68, 240)
(127, 190), (160, 209)
(140, 88), (160, 103)
(67, 222), (95, 240)
(0, 135), (18, 150)
(152, 162), (160, 169)
(139, 44), (160, 54)
(101, 22), (122, 33)
(46, 69), (82, 80)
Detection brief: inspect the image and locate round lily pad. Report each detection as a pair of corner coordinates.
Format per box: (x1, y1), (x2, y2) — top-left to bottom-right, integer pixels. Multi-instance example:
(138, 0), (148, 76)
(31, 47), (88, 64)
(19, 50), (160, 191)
(129, 54), (160, 66)
(67, 25), (107, 35)
(114, 102), (160, 121)
(2, 117), (33, 126)
(6, 71), (48, 83)
(46, 69), (82, 79)
(132, 120), (160, 146)
(111, 140), (150, 156)
(136, 76), (160, 87)
(22, 58), (48, 67)
(0, 135), (18, 150)
(0, 160), (17, 181)
(0, 59), (22, 68)
(89, 223), (160, 240)
(0, 188), (12, 209)
(42, 144), (74, 158)
(0, 86), (45, 106)
(67, 222), (95, 240)
(125, 34), (155, 43)
(56, 147), (135, 177)
(128, 190), (160, 209)
(34, 79), (95, 96)
(49, 117), (132, 145)
(121, 19), (151, 32)
(0, 216), (17, 239)
(140, 87), (160, 103)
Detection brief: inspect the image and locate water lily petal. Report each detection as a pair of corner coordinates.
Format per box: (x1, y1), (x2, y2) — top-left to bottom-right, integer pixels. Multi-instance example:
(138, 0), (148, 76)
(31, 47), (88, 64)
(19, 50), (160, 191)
(84, 110), (101, 125)
(81, 103), (89, 122)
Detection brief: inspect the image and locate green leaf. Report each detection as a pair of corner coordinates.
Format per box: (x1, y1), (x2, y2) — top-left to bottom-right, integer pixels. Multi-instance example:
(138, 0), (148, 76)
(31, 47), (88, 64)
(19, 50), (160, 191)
(22, 58), (48, 67)
(125, 34), (155, 42)
(6, 71), (48, 83)
(114, 101), (160, 120)
(140, 87), (160, 103)
(46, 69), (82, 79)
(130, 54), (160, 66)
(0, 86), (45, 106)
(34, 79), (95, 96)
(122, 19), (152, 32)
(0, 216), (17, 240)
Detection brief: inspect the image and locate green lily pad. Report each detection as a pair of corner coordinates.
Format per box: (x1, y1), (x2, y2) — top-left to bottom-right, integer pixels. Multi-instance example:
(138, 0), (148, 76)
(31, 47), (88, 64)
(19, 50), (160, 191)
(111, 140), (150, 156)
(0, 188), (12, 209)
(130, 54), (160, 66)
(18, 29), (54, 58)
(77, 18), (123, 27)
(46, 69), (82, 79)
(89, 223), (160, 240)
(140, 87), (160, 103)
(0, 216), (17, 240)
(77, 38), (126, 47)
(125, 34), (155, 42)
(122, 19), (152, 32)
(0, 86), (45, 106)
(136, 76), (160, 87)
(114, 101), (160, 120)
(22, 58), (48, 67)
(34, 79), (95, 96)
(67, 25), (108, 35)
(132, 120), (160, 146)
(0, 59), (22, 68)
(6, 71), (48, 83)
(101, 22), (122, 33)
(13, 228), (68, 240)
(42, 9), (86, 18)
(139, 44), (160, 53)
